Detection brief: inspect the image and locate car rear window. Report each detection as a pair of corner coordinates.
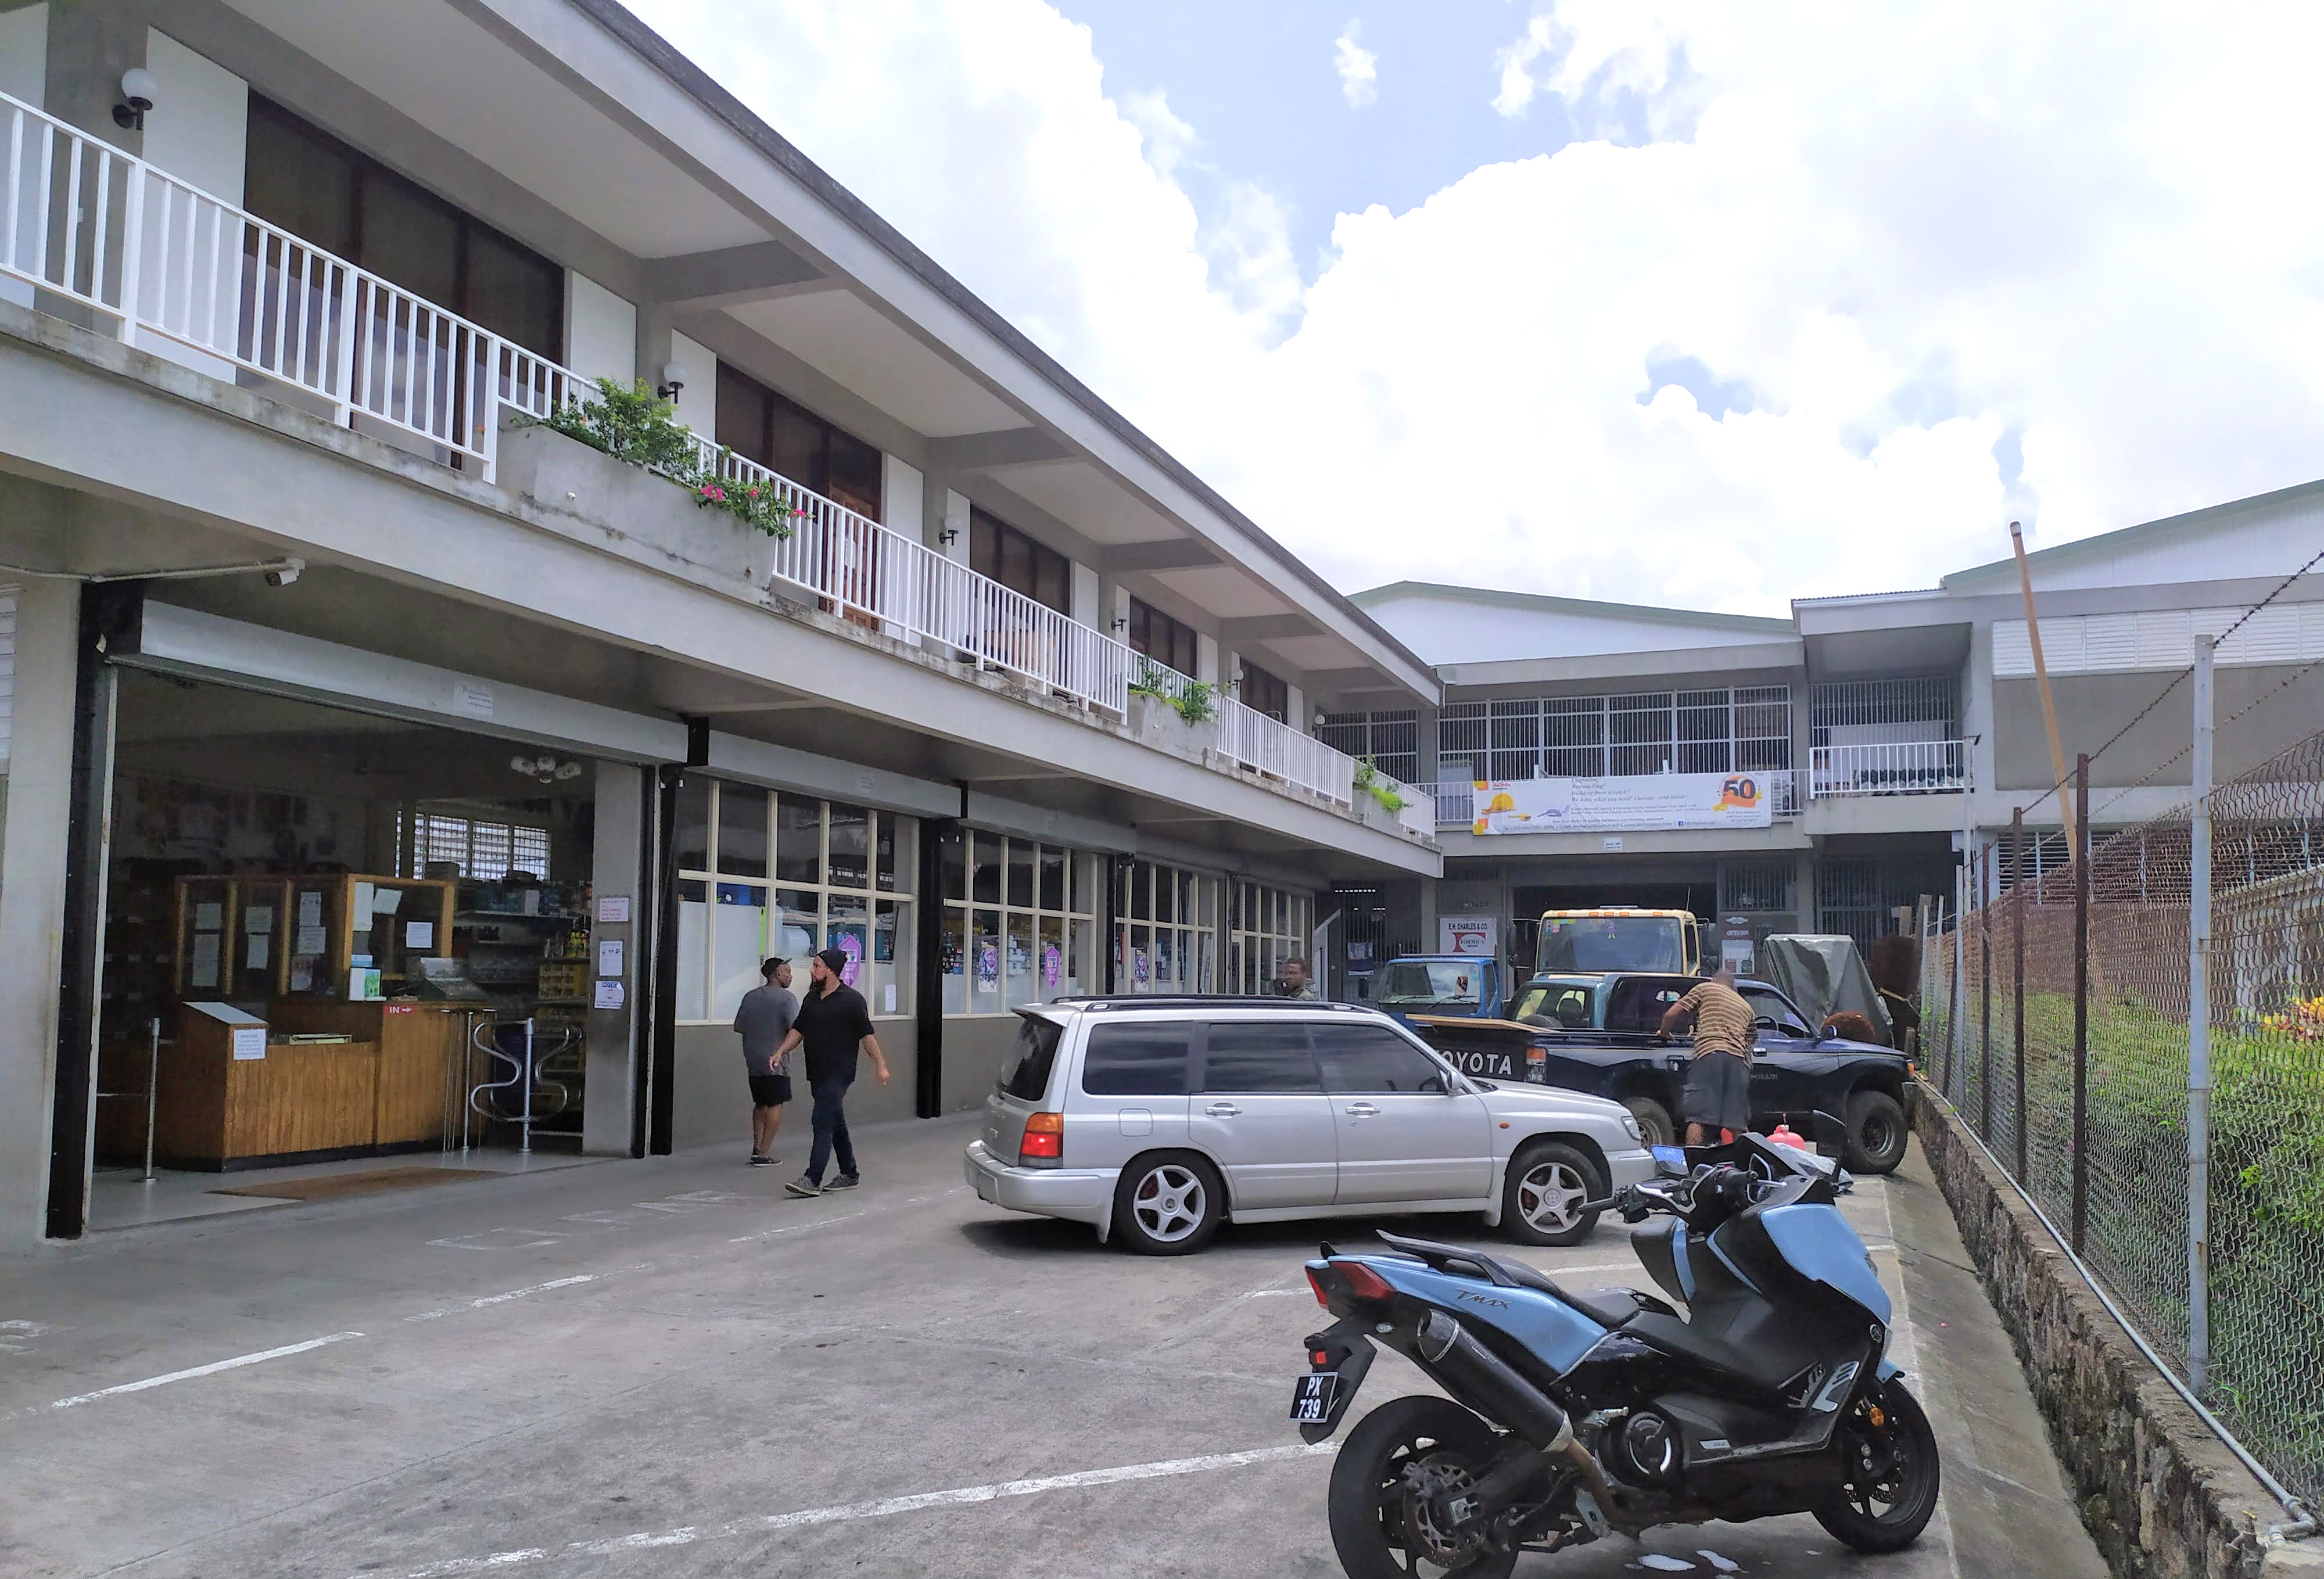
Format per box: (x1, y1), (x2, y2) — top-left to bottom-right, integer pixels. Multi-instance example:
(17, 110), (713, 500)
(997, 1015), (1063, 1101)
(1081, 1022), (1193, 1095)
(1200, 1021), (1321, 1093)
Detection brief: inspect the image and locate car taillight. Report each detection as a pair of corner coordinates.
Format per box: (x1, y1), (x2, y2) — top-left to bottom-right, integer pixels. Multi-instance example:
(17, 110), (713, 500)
(1337, 1261), (1395, 1304)
(1018, 1112), (1064, 1167)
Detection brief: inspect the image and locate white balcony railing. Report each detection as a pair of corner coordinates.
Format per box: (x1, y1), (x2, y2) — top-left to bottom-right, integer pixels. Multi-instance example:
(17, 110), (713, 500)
(0, 89), (1404, 820)
(1809, 741), (1972, 798)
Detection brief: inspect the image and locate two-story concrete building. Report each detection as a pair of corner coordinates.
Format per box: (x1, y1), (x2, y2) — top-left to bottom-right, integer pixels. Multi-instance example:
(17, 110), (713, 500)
(1322, 481), (2324, 991)
(0, 0), (1443, 1248)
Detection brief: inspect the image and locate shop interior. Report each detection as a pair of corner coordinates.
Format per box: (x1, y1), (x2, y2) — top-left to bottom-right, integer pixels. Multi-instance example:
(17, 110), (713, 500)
(89, 674), (606, 1228)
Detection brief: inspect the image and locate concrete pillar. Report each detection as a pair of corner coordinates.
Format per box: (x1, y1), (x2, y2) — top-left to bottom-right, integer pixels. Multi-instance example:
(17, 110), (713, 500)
(582, 760), (644, 1156)
(41, 0), (145, 148)
(1416, 702), (1442, 787)
(0, 577), (78, 1250)
(1963, 622), (1996, 799)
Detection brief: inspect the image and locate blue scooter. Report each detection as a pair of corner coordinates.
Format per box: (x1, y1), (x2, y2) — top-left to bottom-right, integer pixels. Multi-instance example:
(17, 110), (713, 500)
(1291, 1122), (1938, 1575)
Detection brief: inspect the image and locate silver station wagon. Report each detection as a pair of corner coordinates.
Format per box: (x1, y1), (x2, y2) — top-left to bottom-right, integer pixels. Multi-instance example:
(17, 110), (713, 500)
(963, 997), (1655, 1254)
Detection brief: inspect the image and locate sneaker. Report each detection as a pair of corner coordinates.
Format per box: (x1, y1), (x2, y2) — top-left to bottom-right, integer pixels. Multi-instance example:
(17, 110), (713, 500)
(749, 1154), (776, 1167)
(825, 1174), (860, 1192)
(783, 1176), (824, 1198)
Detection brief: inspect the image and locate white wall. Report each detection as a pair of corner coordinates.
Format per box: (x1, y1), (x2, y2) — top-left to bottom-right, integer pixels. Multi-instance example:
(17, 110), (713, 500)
(1197, 632), (1219, 685)
(662, 329), (716, 437)
(1071, 561), (1099, 627)
(564, 272), (637, 390)
(137, 29), (246, 382)
(881, 453), (923, 538)
(0, 5), (48, 312)
(1362, 591), (1794, 666)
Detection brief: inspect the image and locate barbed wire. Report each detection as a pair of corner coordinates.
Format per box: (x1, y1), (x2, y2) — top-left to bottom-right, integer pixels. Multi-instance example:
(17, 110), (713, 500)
(2010, 538), (2324, 826)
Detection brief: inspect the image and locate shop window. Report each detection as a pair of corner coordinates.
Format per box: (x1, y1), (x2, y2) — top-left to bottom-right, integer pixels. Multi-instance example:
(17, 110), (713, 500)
(1128, 598), (1199, 677)
(969, 507), (1071, 617)
(1238, 661), (1289, 723)
(1230, 879), (1314, 995)
(713, 366), (884, 519)
(938, 831), (1096, 1014)
(1114, 859), (1217, 995)
(243, 96), (563, 358)
(675, 782), (915, 1022)
(409, 812), (552, 881)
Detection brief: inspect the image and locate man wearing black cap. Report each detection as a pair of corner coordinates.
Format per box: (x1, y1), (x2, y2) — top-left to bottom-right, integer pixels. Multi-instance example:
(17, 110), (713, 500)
(773, 948), (891, 1197)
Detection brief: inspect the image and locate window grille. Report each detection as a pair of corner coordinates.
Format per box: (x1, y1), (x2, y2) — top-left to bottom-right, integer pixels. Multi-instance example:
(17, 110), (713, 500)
(1447, 688), (1792, 779)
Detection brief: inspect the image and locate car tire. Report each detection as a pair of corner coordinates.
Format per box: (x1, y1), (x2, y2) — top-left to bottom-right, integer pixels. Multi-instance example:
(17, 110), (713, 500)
(1112, 1151), (1224, 1255)
(1501, 1141), (1603, 1247)
(1845, 1090), (1909, 1174)
(1624, 1097), (1676, 1149)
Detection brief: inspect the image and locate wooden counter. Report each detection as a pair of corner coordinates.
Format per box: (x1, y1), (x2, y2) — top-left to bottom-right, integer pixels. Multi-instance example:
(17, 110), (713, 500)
(155, 1001), (482, 1169)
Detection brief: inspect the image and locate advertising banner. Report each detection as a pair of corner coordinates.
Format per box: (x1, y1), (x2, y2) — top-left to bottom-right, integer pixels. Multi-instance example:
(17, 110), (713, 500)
(1470, 772), (1773, 834)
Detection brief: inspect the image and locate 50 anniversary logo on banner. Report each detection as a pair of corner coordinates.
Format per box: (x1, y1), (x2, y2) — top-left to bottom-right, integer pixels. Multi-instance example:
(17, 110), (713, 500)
(1469, 773), (1771, 835)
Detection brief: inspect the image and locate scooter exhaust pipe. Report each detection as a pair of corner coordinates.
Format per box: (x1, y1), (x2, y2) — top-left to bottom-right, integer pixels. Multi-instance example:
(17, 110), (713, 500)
(1415, 1310), (1625, 1519)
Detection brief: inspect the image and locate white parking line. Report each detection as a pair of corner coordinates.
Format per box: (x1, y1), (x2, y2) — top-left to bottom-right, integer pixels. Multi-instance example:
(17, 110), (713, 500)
(385, 1442), (1336, 1577)
(404, 1275), (598, 1323)
(50, 1332), (364, 1410)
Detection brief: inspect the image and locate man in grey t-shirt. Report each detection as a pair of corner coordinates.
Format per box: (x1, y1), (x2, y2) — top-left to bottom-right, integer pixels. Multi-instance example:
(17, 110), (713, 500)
(733, 957), (799, 1167)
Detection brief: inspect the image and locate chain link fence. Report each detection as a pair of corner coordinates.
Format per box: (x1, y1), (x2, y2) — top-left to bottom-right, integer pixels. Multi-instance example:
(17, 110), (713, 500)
(1917, 726), (2324, 1509)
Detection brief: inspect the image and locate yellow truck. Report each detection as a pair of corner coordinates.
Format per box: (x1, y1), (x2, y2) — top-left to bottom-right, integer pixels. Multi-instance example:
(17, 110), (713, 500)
(1532, 906), (1701, 975)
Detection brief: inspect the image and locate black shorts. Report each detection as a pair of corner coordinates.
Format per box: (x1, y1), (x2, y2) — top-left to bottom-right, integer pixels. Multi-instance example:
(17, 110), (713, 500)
(748, 1073), (792, 1108)
(1681, 1052), (1752, 1133)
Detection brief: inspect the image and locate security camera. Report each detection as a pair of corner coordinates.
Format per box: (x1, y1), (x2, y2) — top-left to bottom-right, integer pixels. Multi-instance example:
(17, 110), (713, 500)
(113, 68), (157, 130)
(264, 559), (303, 587)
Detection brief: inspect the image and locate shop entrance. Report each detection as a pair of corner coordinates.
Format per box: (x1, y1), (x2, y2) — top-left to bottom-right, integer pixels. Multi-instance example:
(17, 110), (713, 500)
(87, 674), (617, 1229)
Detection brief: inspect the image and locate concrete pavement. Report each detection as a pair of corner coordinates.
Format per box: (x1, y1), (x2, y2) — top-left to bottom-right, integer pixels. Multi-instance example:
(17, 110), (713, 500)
(0, 1116), (2108, 1577)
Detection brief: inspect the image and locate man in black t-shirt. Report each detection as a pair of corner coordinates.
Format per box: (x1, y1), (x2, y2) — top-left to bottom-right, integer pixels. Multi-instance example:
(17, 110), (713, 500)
(774, 948), (891, 1197)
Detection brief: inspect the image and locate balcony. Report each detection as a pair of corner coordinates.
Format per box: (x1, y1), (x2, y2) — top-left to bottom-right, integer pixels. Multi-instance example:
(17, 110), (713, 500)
(0, 90), (1415, 835)
(1809, 741), (1972, 798)
(1427, 771), (1803, 829)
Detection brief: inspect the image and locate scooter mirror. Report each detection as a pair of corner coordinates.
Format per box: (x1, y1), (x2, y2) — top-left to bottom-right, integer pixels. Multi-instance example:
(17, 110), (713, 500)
(1810, 1111), (1848, 1158)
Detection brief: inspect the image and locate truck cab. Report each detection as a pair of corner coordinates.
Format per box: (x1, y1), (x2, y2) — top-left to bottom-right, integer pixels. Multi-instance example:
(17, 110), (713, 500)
(1369, 956), (1508, 1021)
(1533, 907), (1701, 976)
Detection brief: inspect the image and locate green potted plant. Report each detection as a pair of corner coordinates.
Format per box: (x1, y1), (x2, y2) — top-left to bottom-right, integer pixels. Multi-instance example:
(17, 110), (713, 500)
(1125, 662), (1220, 754)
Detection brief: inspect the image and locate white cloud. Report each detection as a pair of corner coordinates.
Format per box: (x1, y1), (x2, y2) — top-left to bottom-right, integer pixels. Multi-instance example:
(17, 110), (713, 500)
(1334, 22), (1379, 108)
(627, 0), (2324, 629)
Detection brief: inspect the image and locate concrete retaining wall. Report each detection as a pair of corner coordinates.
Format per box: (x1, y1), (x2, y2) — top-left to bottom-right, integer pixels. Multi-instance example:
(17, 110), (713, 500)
(1911, 1092), (2318, 1579)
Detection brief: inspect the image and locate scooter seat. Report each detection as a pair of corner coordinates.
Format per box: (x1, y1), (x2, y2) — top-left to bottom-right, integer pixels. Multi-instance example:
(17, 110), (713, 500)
(1562, 1287), (1679, 1328)
(1372, 1233), (1677, 1329)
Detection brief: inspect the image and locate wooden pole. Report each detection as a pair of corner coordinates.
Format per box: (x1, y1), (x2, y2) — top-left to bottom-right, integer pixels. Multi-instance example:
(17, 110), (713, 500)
(2012, 521), (2078, 853)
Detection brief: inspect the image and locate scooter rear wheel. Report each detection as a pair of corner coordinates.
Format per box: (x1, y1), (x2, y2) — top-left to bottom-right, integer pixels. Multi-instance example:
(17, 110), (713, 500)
(1814, 1379), (1942, 1553)
(1326, 1395), (1519, 1578)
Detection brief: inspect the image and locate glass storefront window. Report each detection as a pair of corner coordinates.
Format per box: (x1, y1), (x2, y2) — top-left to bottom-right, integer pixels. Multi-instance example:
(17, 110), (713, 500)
(937, 830), (1098, 1014)
(673, 781), (914, 1021)
(1113, 859), (1221, 994)
(1230, 880), (1315, 995)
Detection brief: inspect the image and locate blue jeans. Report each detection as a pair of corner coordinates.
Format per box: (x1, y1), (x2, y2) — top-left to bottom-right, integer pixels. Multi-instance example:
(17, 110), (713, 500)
(806, 1076), (856, 1183)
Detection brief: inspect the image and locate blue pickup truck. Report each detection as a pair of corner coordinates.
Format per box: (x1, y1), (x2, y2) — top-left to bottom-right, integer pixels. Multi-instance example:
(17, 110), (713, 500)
(1368, 955), (1514, 1021)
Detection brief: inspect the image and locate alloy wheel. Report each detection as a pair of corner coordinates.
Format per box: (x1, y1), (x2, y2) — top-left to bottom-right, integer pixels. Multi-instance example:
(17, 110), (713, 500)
(1132, 1163), (1206, 1243)
(1517, 1160), (1588, 1233)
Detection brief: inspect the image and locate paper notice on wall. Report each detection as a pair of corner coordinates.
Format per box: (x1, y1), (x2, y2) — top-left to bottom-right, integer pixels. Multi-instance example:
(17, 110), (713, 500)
(353, 882), (375, 918)
(294, 925), (326, 957)
(374, 887), (403, 914)
(884, 982), (897, 1015)
(597, 939), (624, 978)
(245, 909), (272, 934)
(246, 935), (270, 971)
(191, 934), (221, 988)
(349, 968), (382, 1001)
(404, 921), (434, 949)
(597, 896), (631, 924)
(231, 1026), (266, 1061)
(299, 892), (324, 928)
(195, 902), (224, 930)
(593, 978), (626, 1010)
(290, 963), (313, 993)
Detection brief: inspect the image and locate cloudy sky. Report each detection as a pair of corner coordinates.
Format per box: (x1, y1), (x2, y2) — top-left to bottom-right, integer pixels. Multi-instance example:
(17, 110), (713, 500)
(630, 1), (2324, 615)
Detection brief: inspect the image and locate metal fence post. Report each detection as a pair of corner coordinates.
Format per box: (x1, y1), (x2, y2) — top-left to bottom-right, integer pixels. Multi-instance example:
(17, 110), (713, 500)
(1980, 841), (1993, 1139)
(2189, 634), (2215, 1394)
(2012, 805), (2028, 1181)
(2072, 752), (2091, 1255)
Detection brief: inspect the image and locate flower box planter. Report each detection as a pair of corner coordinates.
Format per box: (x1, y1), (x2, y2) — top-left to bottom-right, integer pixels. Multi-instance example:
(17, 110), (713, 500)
(1358, 795), (1405, 833)
(1126, 691), (1220, 758)
(496, 420), (769, 586)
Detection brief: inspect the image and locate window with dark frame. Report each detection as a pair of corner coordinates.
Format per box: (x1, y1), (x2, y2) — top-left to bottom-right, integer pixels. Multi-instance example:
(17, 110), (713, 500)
(969, 507), (1071, 616)
(713, 365), (883, 519)
(243, 96), (564, 360)
(1238, 660), (1289, 722)
(1127, 597), (1199, 676)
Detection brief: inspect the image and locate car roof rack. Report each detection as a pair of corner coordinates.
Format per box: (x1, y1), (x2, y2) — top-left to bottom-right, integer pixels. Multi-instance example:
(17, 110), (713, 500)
(1047, 995), (1374, 1013)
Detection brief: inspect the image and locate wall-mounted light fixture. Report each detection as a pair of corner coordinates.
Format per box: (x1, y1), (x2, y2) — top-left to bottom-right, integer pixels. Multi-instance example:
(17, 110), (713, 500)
(937, 527), (960, 546)
(509, 754), (586, 785)
(654, 360), (686, 402)
(113, 68), (157, 131)
(1110, 616), (1128, 633)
